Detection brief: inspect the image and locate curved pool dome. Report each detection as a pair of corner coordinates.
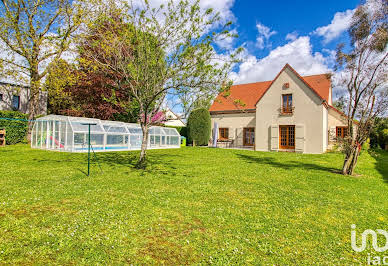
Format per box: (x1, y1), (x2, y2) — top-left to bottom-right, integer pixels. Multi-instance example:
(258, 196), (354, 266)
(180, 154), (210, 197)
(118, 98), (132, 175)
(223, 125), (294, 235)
(31, 115), (181, 152)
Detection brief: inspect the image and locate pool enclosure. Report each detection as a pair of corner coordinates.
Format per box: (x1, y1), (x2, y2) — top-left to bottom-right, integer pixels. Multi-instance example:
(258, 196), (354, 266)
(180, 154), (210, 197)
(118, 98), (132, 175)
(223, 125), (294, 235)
(31, 115), (181, 152)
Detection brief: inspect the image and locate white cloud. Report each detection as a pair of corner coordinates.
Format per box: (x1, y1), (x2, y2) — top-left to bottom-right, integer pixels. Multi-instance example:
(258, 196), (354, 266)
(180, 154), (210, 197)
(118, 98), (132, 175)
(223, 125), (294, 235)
(215, 28), (238, 50)
(198, 0), (235, 22)
(255, 22), (277, 49)
(285, 31), (298, 41)
(313, 9), (354, 43)
(255, 37), (265, 50)
(230, 36), (333, 84)
(132, 0), (235, 23)
(256, 22), (277, 40)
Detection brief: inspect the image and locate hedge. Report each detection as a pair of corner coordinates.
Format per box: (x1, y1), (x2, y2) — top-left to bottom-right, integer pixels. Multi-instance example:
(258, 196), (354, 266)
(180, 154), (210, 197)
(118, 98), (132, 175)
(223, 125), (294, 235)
(187, 108), (211, 146)
(0, 111), (28, 145)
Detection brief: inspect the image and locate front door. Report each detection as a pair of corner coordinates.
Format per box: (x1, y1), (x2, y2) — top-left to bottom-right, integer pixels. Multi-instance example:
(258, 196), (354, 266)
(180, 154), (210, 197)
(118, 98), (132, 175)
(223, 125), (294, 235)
(243, 128), (255, 146)
(279, 125), (295, 150)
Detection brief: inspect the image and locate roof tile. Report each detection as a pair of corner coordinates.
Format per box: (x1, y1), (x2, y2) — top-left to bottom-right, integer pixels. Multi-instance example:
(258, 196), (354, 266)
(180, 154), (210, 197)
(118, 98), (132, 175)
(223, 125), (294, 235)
(209, 67), (331, 112)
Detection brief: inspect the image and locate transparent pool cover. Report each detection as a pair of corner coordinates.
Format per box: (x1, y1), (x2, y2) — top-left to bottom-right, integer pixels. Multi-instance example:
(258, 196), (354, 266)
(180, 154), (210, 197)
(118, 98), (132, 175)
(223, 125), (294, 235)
(31, 115), (180, 152)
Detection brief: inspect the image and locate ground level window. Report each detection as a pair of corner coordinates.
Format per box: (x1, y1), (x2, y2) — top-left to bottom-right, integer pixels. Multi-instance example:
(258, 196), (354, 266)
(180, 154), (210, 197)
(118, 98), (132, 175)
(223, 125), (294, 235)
(243, 127), (255, 146)
(219, 128), (229, 140)
(279, 125), (295, 149)
(336, 126), (348, 138)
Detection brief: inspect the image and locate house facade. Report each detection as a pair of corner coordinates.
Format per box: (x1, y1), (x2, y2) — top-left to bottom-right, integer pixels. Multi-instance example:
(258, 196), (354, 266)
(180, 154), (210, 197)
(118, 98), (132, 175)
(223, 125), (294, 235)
(163, 108), (186, 127)
(0, 82), (47, 115)
(209, 64), (349, 154)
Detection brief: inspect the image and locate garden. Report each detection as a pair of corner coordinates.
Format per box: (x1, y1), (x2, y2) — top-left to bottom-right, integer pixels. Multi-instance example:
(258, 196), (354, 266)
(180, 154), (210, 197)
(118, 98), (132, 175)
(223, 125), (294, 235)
(0, 144), (387, 264)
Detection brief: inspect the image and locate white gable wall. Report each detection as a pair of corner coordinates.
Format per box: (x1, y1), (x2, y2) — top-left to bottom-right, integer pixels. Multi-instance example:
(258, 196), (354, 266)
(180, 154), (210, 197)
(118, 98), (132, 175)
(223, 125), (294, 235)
(255, 67), (326, 154)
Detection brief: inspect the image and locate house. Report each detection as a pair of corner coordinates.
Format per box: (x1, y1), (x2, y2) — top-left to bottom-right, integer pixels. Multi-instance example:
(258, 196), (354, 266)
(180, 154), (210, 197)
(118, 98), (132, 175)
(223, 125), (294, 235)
(0, 82), (47, 115)
(163, 108), (186, 127)
(209, 64), (350, 154)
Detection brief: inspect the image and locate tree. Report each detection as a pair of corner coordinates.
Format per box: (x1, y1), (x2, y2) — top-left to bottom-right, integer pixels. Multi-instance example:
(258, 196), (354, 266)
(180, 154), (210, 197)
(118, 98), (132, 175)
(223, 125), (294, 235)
(335, 0), (388, 175)
(187, 108), (211, 146)
(81, 0), (241, 168)
(370, 117), (388, 148)
(45, 59), (77, 114)
(332, 95), (346, 112)
(0, 0), (88, 140)
(45, 17), (141, 122)
(381, 128), (388, 149)
(178, 91), (215, 119)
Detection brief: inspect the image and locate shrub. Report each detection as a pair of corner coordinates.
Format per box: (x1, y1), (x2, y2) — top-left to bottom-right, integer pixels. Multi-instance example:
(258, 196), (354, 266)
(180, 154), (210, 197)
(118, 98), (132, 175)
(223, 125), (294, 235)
(0, 111), (28, 145)
(381, 128), (388, 149)
(187, 108), (211, 146)
(370, 117), (388, 149)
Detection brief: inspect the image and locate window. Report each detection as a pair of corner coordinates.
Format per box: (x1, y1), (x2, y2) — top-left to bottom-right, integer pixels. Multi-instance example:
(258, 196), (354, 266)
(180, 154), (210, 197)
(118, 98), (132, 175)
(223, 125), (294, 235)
(336, 126), (348, 138)
(282, 94), (293, 113)
(12, 95), (20, 110)
(243, 128), (255, 146)
(219, 128), (229, 140)
(279, 125), (295, 149)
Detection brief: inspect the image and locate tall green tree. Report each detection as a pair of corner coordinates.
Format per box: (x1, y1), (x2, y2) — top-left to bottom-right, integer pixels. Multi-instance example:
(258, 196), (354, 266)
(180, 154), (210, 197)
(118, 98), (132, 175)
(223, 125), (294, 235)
(335, 0), (388, 175)
(0, 0), (90, 140)
(45, 59), (77, 114)
(187, 108), (211, 146)
(81, 0), (242, 168)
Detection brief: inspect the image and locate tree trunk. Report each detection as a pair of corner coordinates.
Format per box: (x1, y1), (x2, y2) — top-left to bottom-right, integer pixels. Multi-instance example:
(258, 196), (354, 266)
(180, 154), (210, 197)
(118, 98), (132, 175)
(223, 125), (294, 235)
(136, 124), (149, 169)
(27, 74), (40, 143)
(348, 148), (360, 175)
(342, 145), (360, 175)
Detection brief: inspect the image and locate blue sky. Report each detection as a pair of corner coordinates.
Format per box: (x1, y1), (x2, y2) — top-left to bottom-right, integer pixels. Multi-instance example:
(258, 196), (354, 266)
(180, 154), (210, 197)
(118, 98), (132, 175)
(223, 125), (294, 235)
(231, 0), (359, 57)
(212, 0), (362, 85)
(168, 0), (363, 113)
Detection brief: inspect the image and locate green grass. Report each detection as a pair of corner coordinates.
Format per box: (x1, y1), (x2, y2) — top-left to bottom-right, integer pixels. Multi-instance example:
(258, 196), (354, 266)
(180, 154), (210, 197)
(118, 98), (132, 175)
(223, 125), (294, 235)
(0, 145), (387, 264)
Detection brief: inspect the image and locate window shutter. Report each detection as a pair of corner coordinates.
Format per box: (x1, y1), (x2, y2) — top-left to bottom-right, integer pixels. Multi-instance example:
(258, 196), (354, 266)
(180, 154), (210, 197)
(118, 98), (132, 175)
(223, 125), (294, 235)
(295, 124), (305, 153)
(271, 124), (278, 150)
(236, 128), (242, 146)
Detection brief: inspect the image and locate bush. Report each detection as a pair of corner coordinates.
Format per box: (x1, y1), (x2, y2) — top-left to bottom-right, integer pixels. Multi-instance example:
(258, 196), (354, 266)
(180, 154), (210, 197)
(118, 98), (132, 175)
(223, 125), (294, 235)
(0, 111), (28, 145)
(370, 117), (388, 149)
(187, 108), (211, 146)
(381, 128), (388, 148)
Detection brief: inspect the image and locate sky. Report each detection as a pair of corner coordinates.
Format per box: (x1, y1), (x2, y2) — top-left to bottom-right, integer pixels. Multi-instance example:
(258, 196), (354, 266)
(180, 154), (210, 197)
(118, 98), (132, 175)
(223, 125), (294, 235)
(0, 0), (366, 114)
(213, 0), (361, 84)
(166, 0), (363, 113)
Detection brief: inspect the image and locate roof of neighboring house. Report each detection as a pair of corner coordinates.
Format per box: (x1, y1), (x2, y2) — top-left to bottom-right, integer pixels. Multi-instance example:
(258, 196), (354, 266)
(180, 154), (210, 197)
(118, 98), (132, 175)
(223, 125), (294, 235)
(0, 81), (29, 89)
(209, 64), (331, 113)
(163, 108), (186, 126)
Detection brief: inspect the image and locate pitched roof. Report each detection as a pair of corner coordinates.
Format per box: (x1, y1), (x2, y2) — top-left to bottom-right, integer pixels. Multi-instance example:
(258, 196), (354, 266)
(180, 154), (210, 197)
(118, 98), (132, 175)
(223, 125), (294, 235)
(209, 80), (272, 112)
(209, 64), (331, 113)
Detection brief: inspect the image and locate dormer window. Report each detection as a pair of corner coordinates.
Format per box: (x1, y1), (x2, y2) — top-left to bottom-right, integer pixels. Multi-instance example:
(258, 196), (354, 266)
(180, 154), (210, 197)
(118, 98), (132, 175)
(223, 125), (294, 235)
(282, 94), (293, 114)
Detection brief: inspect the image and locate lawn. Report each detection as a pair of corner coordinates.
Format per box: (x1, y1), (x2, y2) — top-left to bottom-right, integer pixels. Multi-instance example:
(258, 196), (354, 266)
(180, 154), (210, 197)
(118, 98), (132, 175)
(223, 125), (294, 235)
(0, 145), (387, 264)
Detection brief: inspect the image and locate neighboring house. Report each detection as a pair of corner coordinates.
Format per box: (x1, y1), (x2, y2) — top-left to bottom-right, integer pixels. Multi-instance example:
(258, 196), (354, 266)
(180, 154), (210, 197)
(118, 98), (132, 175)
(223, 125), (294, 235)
(163, 108), (186, 127)
(209, 64), (351, 154)
(0, 82), (47, 115)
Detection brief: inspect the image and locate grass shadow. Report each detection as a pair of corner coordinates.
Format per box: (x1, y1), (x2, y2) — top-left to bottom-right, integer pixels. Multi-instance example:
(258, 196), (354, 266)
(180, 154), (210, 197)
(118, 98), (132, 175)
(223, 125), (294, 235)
(75, 168), (88, 176)
(369, 150), (388, 184)
(236, 153), (341, 174)
(96, 151), (180, 175)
